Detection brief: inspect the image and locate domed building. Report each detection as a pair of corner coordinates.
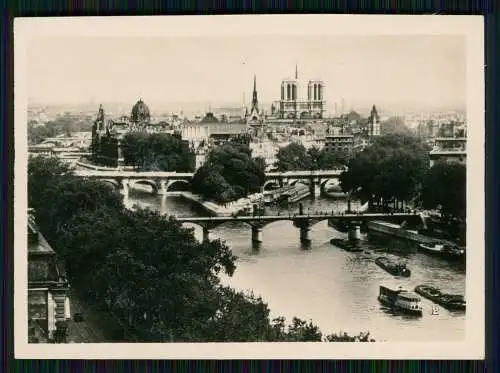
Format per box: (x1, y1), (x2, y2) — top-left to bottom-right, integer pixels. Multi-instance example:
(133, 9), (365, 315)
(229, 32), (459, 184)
(199, 111), (219, 124)
(131, 99), (151, 124)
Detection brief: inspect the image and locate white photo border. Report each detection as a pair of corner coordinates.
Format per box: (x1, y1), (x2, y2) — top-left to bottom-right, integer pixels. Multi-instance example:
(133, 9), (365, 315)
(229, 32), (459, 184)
(14, 14), (485, 359)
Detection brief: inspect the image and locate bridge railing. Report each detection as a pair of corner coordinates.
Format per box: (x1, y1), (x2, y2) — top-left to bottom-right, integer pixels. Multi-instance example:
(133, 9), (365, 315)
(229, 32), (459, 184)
(74, 169), (346, 178)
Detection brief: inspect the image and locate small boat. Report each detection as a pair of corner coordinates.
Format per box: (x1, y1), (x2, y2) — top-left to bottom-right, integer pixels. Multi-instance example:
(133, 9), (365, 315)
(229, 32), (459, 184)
(418, 243), (465, 261)
(330, 238), (363, 252)
(378, 285), (423, 316)
(414, 285), (466, 311)
(375, 256), (411, 277)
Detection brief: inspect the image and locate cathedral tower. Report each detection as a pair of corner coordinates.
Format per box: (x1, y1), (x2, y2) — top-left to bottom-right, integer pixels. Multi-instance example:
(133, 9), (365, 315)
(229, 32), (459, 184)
(248, 74), (261, 121)
(368, 104), (381, 136)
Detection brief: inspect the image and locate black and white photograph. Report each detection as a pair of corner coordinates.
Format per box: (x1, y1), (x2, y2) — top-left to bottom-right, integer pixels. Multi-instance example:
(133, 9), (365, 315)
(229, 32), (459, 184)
(15, 15), (484, 359)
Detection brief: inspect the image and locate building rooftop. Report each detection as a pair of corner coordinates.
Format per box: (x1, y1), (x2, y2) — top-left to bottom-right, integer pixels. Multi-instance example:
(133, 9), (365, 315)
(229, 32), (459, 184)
(207, 123), (247, 135)
(28, 217), (55, 255)
(28, 215), (65, 285)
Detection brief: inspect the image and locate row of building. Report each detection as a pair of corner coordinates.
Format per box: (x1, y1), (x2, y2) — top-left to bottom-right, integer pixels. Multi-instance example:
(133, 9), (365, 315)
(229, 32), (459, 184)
(30, 66), (466, 170)
(90, 68), (382, 170)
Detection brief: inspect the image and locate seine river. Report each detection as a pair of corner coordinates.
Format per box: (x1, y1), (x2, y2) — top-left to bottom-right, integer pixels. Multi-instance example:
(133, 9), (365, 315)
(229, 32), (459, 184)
(125, 190), (466, 342)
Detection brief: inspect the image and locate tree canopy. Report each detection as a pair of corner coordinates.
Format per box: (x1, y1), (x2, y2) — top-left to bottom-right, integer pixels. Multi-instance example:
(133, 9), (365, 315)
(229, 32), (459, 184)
(120, 132), (195, 172)
(380, 116), (413, 136)
(275, 143), (348, 172)
(421, 160), (466, 220)
(28, 157), (374, 342)
(339, 134), (430, 207)
(191, 143), (266, 203)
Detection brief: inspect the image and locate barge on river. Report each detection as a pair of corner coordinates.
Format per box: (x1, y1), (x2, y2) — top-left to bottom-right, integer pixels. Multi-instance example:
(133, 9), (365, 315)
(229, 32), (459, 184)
(375, 256), (411, 277)
(330, 238), (363, 252)
(378, 285), (423, 316)
(418, 243), (465, 261)
(414, 285), (466, 311)
(367, 220), (436, 245)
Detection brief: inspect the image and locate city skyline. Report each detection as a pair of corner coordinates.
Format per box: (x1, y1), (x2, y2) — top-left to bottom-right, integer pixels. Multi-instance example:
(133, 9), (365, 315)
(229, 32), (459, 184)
(27, 35), (466, 114)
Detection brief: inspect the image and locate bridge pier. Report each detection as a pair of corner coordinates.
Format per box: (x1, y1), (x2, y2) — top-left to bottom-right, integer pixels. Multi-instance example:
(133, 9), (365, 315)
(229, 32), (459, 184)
(156, 180), (168, 195)
(251, 226), (263, 249)
(117, 140), (125, 167)
(348, 225), (361, 242)
(120, 179), (129, 197)
(202, 227), (211, 242)
(300, 225), (311, 246)
(309, 181), (316, 198)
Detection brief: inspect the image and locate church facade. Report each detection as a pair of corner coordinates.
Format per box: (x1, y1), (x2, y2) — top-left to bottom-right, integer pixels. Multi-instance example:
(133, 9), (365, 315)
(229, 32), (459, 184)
(273, 66), (326, 120)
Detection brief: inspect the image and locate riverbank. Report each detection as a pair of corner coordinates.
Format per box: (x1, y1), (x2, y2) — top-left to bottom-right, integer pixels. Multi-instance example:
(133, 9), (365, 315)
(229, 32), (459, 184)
(129, 189), (264, 217)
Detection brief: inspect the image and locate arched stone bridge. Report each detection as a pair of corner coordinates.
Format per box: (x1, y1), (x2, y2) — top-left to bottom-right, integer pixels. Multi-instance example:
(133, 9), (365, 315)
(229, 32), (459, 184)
(176, 212), (421, 249)
(73, 169), (346, 195)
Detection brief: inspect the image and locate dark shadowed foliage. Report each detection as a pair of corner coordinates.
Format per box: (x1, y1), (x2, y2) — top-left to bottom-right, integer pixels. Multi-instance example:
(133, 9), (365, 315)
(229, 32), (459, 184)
(28, 157), (373, 342)
(191, 143), (266, 203)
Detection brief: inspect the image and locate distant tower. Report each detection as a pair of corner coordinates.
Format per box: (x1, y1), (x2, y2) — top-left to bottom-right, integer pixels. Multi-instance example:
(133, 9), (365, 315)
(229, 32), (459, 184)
(295, 64), (298, 80)
(307, 79), (325, 119)
(368, 104), (381, 136)
(95, 104), (105, 131)
(247, 74), (261, 122)
(280, 66), (299, 119)
(251, 74), (259, 113)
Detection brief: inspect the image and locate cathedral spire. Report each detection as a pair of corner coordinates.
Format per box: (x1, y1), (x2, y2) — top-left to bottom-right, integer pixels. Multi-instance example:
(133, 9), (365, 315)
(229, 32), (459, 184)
(251, 74), (258, 112)
(295, 64), (298, 80)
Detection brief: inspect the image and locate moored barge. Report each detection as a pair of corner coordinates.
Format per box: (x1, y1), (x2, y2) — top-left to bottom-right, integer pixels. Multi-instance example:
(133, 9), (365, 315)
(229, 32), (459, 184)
(418, 243), (465, 261)
(330, 238), (363, 252)
(414, 285), (466, 311)
(375, 256), (411, 277)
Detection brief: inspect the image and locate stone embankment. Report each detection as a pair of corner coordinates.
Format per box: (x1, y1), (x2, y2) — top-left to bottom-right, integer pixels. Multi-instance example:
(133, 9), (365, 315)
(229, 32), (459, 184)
(169, 191), (264, 217)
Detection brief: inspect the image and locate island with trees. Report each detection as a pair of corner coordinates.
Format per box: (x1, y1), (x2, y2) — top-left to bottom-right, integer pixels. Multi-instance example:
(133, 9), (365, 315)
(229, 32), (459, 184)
(28, 156), (374, 342)
(191, 142), (266, 204)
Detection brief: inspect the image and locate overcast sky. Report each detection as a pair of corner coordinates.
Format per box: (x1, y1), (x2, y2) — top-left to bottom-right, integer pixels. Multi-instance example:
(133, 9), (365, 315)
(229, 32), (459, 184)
(27, 34), (465, 112)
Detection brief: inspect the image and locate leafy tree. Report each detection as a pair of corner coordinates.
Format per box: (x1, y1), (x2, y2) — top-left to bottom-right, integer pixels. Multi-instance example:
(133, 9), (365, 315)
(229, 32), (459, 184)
(340, 134), (429, 209)
(276, 143), (348, 172)
(308, 146), (348, 170)
(380, 116), (413, 136)
(275, 143), (313, 171)
(119, 132), (195, 172)
(192, 143), (265, 203)
(28, 156), (374, 342)
(28, 156), (73, 212)
(421, 160), (466, 220)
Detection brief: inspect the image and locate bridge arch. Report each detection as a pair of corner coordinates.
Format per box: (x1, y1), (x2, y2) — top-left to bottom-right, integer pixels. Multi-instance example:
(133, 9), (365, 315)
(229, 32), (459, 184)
(179, 219), (255, 232)
(167, 179), (191, 192)
(259, 218), (295, 229)
(263, 179), (281, 191)
(129, 179), (158, 193)
(320, 178), (342, 193)
(288, 178), (310, 187)
(100, 179), (120, 189)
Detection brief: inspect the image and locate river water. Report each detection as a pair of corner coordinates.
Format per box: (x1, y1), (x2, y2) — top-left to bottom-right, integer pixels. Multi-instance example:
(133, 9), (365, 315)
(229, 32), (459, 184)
(125, 190), (466, 342)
